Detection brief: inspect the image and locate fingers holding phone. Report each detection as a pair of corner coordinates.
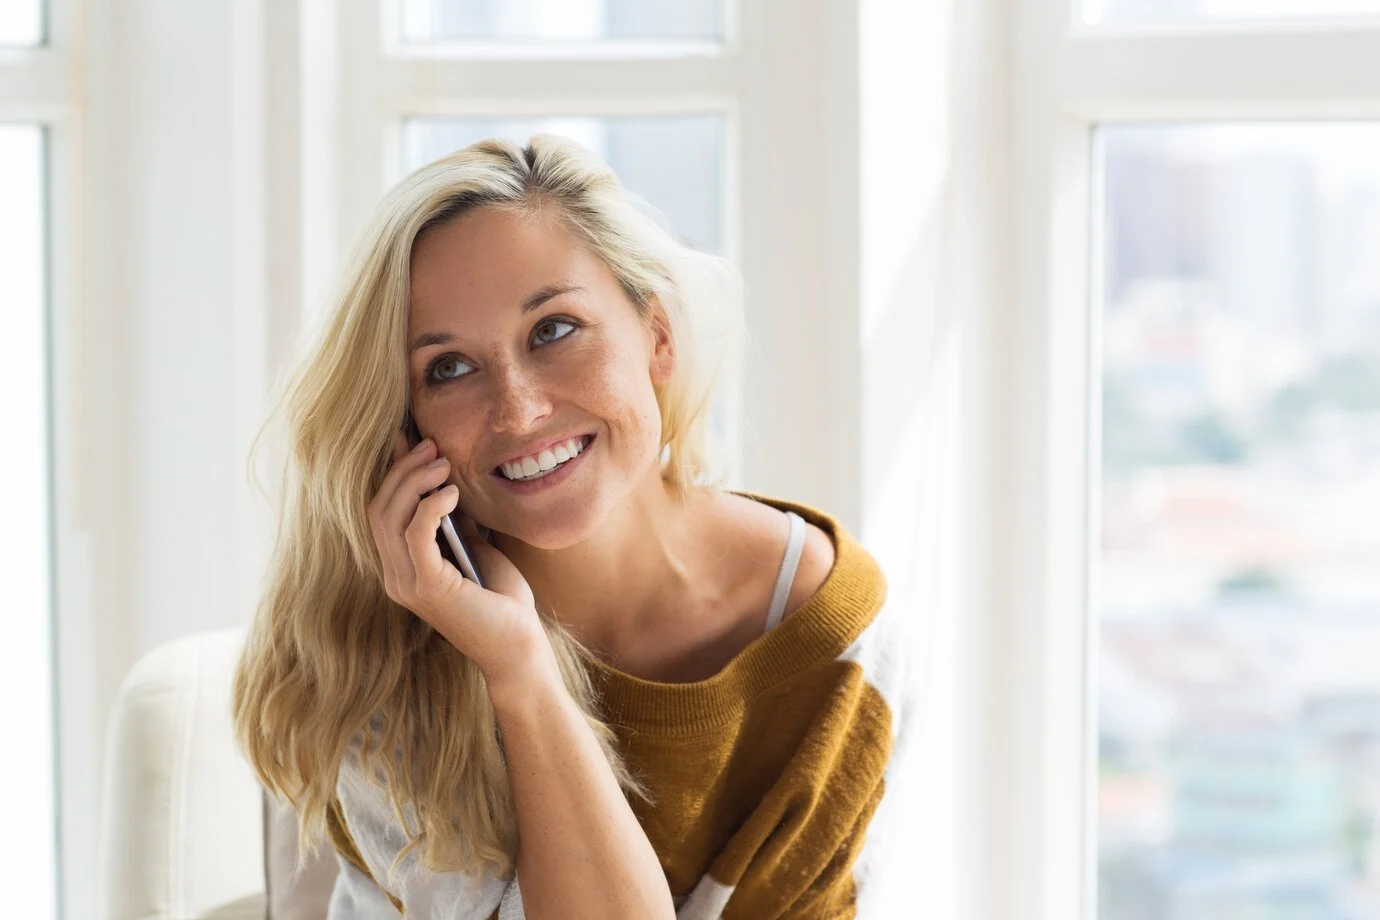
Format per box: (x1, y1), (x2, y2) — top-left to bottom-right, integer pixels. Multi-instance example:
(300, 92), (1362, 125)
(398, 417), (488, 584)
(369, 430), (446, 589)
(369, 427), (545, 682)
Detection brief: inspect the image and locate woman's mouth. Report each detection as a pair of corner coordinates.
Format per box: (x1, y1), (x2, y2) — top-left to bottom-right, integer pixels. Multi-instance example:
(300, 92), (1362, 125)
(492, 434), (595, 494)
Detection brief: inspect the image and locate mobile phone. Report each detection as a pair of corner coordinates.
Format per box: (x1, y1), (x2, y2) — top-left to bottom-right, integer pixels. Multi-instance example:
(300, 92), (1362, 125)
(402, 413), (486, 589)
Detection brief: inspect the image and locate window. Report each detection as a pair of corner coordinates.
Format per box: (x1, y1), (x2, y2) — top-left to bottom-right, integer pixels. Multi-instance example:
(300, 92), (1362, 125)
(1004, 3), (1380, 920)
(0, 123), (58, 920)
(1095, 122), (1380, 919)
(400, 0), (723, 45)
(5, 0), (86, 915)
(0, 0), (42, 45)
(402, 114), (726, 252)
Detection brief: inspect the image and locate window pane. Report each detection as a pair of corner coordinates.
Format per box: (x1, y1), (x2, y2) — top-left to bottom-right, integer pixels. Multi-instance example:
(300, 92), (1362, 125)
(1096, 123), (1380, 919)
(402, 0), (723, 44)
(0, 0), (42, 45)
(402, 115), (725, 253)
(1086, 0), (1380, 27)
(0, 125), (58, 918)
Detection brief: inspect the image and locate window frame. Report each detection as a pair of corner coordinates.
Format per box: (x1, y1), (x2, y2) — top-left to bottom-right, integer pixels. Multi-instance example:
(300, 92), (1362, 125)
(1, 1), (88, 919)
(1001, 4), (1380, 920)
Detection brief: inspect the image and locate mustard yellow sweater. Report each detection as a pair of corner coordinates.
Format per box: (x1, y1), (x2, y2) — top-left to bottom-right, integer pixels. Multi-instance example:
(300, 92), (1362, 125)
(325, 492), (915, 920)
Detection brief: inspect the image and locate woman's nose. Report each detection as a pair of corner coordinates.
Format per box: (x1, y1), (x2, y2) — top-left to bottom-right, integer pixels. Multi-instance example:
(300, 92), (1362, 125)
(488, 364), (552, 433)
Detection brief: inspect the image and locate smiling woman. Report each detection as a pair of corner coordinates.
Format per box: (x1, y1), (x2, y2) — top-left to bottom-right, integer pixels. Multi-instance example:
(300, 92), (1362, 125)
(404, 204), (680, 552)
(231, 134), (913, 920)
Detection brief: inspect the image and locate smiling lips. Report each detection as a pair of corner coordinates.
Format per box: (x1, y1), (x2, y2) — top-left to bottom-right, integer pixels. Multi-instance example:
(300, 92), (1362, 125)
(497, 434), (593, 481)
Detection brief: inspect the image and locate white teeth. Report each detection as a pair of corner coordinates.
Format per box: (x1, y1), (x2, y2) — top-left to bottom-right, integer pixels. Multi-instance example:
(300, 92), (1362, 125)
(500, 435), (590, 481)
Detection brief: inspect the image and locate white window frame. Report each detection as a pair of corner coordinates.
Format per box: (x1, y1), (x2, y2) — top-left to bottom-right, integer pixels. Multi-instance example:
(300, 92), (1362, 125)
(1, 2), (97, 918)
(328, 1), (745, 275)
(1000, 5), (1380, 920)
(21, 1), (281, 915)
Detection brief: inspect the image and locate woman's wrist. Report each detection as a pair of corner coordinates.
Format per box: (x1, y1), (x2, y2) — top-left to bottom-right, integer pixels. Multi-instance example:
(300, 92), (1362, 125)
(481, 637), (567, 713)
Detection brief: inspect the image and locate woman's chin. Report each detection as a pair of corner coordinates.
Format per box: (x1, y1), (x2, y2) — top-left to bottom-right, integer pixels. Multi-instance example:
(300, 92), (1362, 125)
(490, 509), (600, 552)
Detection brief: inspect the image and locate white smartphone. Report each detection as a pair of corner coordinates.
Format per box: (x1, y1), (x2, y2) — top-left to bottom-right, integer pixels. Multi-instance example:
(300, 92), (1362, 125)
(403, 413), (485, 589)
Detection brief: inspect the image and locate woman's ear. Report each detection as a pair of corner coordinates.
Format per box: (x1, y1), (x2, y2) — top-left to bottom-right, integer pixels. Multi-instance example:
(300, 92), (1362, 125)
(647, 299), (675, 386)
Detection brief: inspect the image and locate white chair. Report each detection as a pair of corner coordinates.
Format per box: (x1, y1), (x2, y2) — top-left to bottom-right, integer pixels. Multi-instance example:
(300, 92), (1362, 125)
(99, 627), (340, 920)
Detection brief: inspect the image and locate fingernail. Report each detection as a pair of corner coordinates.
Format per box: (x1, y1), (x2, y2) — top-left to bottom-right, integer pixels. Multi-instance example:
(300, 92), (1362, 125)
(412, 438), (431, 453)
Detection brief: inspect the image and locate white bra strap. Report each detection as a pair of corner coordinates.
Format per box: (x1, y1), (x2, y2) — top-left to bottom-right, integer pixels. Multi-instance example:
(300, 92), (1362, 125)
(764, 511), (806, 634)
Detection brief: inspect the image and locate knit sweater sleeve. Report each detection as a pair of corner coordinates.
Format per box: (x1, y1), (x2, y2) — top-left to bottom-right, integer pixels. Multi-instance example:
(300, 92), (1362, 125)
(586, 493), (918, 920)
(666, 623), (901, 920)
(742, 750), (890, 920)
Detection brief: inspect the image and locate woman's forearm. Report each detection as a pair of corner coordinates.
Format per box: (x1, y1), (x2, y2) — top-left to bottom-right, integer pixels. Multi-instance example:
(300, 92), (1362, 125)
(486, 655), (676, 920)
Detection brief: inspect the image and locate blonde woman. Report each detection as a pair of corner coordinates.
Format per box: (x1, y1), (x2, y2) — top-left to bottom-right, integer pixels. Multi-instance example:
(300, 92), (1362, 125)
(233, 135), (912, 920)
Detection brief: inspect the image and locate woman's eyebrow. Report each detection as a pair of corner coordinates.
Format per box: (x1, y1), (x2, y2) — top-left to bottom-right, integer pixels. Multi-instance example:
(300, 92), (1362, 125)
(408, 330), (454, 355)
(408, 284), (586, 355)
(521, 283), (584, 313)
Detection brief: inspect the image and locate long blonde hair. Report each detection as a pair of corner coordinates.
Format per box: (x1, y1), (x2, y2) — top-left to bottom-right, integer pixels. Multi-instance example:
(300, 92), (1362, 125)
(232, 134), (745, 880)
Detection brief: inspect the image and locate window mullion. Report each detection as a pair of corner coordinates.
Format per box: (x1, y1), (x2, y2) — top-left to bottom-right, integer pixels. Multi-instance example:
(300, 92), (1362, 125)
(377, 57), (739, 110)
(1053, 28), (1380, 119)
(0, 51), (67, 117)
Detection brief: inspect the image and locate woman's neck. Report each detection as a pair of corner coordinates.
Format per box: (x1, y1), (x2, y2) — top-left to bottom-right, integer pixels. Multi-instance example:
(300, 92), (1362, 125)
(492, 478), (740, 663)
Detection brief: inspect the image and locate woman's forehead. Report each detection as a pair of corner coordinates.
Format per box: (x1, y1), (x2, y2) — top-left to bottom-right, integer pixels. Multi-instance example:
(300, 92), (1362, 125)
(412, 208), (575, 285)
(407, 209), (614, 330)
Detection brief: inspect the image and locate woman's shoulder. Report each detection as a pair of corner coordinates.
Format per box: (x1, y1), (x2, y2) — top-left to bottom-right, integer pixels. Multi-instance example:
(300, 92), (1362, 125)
(715, 489), (839, 622)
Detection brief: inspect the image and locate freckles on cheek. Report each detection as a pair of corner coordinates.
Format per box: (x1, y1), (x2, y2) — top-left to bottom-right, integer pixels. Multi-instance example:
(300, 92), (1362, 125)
(588, 361), (663, 447)
(413, 397), (482, 468)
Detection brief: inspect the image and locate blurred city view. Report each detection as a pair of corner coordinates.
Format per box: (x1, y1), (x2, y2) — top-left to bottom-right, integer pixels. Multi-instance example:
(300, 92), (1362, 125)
(1096, 124), (1380, 919)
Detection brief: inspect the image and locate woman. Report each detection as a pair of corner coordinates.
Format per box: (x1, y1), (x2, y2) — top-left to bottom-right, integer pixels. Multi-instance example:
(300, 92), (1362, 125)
(233, 135), (908, 920)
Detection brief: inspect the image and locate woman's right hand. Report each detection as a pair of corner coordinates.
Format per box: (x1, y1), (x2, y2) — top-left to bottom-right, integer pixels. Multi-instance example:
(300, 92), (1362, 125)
(367, 428), (554, 688)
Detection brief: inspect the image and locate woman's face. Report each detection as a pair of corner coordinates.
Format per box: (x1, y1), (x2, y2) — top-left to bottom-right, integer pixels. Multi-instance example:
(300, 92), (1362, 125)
(406, 205), (674, 549)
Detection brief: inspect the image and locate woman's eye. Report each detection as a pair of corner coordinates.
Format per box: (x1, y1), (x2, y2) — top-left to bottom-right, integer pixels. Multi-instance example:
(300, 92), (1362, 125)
(534, 318), (577, 346)
(428, 356), (473, 384)
(425, 320), (575, 385)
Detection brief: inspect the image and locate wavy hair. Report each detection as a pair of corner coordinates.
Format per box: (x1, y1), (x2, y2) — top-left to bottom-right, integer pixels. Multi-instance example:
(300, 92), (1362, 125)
(232, 134), (746, 881)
